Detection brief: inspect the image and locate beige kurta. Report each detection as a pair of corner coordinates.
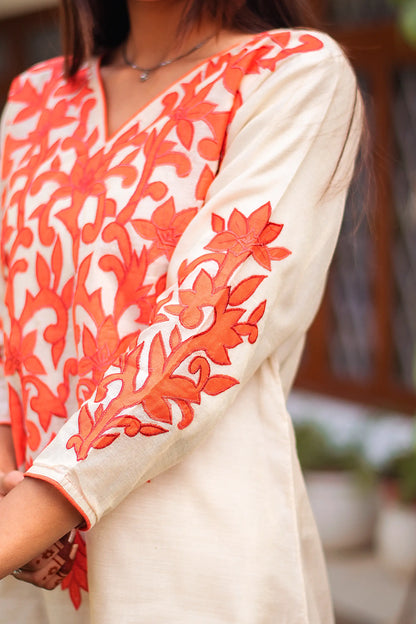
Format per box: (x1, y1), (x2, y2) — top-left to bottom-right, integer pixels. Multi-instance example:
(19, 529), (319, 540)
(0, 29), (362, 623)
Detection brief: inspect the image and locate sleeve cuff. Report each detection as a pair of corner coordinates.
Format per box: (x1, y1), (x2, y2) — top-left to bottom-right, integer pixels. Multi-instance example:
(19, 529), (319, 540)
(24, 469), (94, 530)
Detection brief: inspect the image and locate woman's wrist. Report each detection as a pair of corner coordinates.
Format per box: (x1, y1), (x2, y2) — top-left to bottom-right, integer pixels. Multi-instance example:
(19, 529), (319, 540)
(0, 476), (82, 578)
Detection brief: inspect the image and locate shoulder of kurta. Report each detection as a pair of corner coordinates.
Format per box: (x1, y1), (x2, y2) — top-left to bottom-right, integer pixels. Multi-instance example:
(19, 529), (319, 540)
(226, 29), (360, 148)
(240, 28), (357, 100)
(8, 56), (66, 94)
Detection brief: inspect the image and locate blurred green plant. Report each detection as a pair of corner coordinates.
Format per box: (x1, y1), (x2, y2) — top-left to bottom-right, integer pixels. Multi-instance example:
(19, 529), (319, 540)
(382, 446), (416, 504)
(391, 0), (416, 45)
(294, 421), (374, 489)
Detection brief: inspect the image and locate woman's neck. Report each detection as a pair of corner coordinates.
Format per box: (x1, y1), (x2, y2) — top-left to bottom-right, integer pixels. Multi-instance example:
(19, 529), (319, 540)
(125, 0), (216, 68)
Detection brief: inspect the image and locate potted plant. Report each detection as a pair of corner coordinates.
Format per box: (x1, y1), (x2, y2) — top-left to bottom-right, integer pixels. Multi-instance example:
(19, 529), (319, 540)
(376, 445), (416, 574)
(295, 421), (376, 551)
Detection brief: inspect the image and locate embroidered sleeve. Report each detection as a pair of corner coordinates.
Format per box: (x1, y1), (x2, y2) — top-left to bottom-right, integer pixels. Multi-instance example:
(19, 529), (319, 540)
(27, 44), (363, 528)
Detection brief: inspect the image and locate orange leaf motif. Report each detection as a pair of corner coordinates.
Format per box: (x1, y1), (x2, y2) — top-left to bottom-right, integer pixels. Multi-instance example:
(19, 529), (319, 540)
(211, 214), (225, 234)
(204, 375), (239, 395)
(140, 424), (169, 436)
(112, 416), (141, 437)
(229, 276), (265, 306)
(93, 433), (120, 450)
(248, 301), (267, 325)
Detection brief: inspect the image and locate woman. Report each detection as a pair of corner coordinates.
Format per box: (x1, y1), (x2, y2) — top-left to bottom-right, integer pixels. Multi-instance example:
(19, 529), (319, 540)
(0, 0), (363, 622)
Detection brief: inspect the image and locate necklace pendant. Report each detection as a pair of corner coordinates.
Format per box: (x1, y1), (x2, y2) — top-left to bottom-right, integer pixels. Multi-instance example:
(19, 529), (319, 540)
(122, 33), (215, 82)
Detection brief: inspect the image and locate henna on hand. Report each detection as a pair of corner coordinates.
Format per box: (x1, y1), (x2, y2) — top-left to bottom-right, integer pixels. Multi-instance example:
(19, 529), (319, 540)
(11, 529), (79, 590)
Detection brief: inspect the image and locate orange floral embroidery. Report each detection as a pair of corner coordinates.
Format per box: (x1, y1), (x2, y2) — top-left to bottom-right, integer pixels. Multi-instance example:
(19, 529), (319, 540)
(3, 322), (44, 375)
(67, 201), (291, 459)
(165, 270), (218, 329)
(207, 205), (289, 269)
(132, 197), (198, 262)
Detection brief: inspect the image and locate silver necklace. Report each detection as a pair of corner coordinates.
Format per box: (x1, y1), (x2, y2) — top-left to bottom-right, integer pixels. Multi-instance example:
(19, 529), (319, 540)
(122, 34), (215, 82)
(121, 34), (214, 82)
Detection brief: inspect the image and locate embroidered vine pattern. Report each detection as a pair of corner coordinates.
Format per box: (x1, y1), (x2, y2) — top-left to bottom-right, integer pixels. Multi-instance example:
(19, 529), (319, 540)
(66, 202), (290, 459)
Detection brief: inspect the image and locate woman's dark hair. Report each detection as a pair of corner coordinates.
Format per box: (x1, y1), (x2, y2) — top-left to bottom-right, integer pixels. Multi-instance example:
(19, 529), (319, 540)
(60, 0), (318, 77)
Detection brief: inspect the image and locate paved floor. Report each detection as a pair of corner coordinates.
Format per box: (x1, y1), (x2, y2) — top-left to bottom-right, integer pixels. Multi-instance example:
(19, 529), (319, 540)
(328, 551), (414, 624)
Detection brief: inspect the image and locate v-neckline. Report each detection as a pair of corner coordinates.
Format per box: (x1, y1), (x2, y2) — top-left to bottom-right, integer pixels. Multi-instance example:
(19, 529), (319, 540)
(92, 31), (272, 144)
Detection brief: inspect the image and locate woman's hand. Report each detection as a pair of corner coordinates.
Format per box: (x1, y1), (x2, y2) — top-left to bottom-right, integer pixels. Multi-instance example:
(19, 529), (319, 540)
(0, 469), (24, 500)
(12, 529), (78, 590)
(0, 476), (83, 580)
(0, 470), (80, 588)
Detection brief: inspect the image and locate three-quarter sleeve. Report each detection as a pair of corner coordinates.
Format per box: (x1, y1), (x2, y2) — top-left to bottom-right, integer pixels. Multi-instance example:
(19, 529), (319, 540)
(27, 41), (363, 528)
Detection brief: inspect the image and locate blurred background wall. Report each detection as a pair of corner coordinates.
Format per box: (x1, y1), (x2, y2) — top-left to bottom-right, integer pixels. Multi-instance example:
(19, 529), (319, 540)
(297, 0), (416, 418)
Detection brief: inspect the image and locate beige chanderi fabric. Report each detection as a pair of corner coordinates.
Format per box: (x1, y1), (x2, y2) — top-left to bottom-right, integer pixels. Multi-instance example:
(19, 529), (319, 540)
(0, 30), (362, 623)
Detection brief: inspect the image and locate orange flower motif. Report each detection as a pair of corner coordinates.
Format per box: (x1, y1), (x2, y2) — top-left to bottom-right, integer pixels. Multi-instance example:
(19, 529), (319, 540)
(78, 317), (133, 385)
(206, 202), (291, 270)
(68, 157), (107, 197)
(132, 197), (197, 261)
(3, 322), (45, 376)
(161, 79), (217, 151)
(165, 269), (221, 329)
